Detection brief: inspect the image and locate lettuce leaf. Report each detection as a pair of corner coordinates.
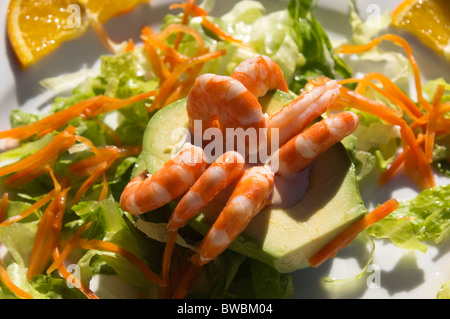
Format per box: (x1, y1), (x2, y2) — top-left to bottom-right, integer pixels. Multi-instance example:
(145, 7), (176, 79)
(367, 184), (450, 251)
(287, 0), (352, 91)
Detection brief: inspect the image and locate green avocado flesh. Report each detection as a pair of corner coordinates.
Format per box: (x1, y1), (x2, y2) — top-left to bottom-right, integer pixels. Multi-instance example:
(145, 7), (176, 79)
(132, 90), (368, 273)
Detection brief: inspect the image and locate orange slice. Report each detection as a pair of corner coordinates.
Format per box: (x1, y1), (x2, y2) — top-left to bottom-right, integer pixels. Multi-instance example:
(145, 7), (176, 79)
(80, 0), (150, 25)
(392, 0), (450, 61)
(6, 0), (150, 69)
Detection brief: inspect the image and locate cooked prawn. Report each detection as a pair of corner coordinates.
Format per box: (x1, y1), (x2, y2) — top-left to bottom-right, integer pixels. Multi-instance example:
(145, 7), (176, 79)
(268, 111), (359, 176)
(192, 166), (275, 266)
(167, 151), (245, 232)
(230, 55), (289, 98)
(266, 79), (340, 147)
(187, 74), (267, 134)
(120, 144), (207, 215)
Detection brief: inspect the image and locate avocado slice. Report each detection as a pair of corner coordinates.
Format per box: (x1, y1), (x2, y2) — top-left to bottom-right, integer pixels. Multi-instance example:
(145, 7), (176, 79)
(132, 91), (368, 273)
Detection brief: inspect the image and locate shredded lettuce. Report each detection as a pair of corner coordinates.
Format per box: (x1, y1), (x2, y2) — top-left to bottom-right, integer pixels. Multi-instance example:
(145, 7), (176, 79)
(286, 0), (352, 91)
(367, 184), (450, 252)
(347, 0), (411, 83)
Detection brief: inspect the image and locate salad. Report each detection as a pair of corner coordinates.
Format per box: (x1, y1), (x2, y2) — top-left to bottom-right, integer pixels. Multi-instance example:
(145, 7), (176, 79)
(0, 0), (449, 299)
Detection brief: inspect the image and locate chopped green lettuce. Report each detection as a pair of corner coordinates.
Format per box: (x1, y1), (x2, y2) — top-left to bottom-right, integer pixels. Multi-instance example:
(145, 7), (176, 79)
(287, 0), (352, 91)
(368, 184), (450, 252)
(347, 0), (412, 83)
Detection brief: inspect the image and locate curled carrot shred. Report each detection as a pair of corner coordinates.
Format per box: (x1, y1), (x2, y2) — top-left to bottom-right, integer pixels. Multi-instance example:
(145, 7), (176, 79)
(149, 50), (226, 111)
(339, 73), (423, 121)
(309, 198), (399, 268)
(171, 261), (202, 299)
(201, 17), (250, 48)
(0, 97), (113, 141)
(67, 144), (141, 206)
(335, 33), (431, 112)
(46, 222), (93, 274)
(172, 0), (199, 51)
(27, 187), (69, 279)
(51, 247), (99, 299)
(0, 126), (77, 188)
(169, 2), (208, 18)
(0, 193), (9, 222)
(378, 134), (425, 186)
(0, 91), (154, 142)
(161, 231), (178, 286)
(424, 84), (445, 163)
(125, 39), (135, 53)
(0, 262), (33, 299)
(336, 85), (435, 190)
(0, 190), (56, 226)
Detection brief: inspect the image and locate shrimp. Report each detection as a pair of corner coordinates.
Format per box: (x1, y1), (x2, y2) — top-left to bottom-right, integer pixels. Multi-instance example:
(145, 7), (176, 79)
(120, 144), (207, 215)
(187, 74), (267, 134)
(192, 166), (275, 266)
(167, 151), (246, 232)
(186, 56), (289, 149)
(230, 55), (289, 98)
(267, 111), (359, 176)
(266, 79), (340, 147)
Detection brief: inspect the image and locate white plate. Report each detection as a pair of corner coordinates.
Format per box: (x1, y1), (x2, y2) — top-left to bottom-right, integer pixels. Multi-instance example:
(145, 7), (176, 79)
(0, 0), (449, 299)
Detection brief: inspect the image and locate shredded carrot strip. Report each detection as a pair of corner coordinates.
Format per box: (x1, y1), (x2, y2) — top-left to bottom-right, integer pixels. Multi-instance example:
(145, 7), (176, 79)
(425, 84), (445, 163)
(309, 198), (399, 268)
(378, 134), (425, 185)
(0, 90), (153, 141)
(162, 231), (178, 285)
(337, 87), (404, 125)
(67, 145), (141, 205)
(27, 188), (69, 279)
(362, 73), (423, 118)
(91, 21), (117, 54)
(171, 261), (201, 299)
(337, 87), (435, 189)
(0, 126), (76, 178)
(0, 127), (76, 188)
(339, 75), (421, 121)
(201, 17), (248, 47)
(0, 261), (33, 299)
(125, 39), (135, 53)
(0, 97), (113, 140)
(173, 0), (197, 51)
(72, 238), (166, 287)
(51, 247), (99, 299)
(141, 30), (188, 66)
(89, 90), (157, 117)
(169, 2), (208, 17)
(158, 23), (207, 57)
(47, 222), (93, 274)
(150, 50), (226, 110)
(99, 173), (109, 201)
(70, 161), (112, 207)
(0, 190), (55, 226)
(335, 34), (431, 112)
(92, 117), (123, 147)
(141, 27), (172, 82)
(0, 193), (9, 223)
